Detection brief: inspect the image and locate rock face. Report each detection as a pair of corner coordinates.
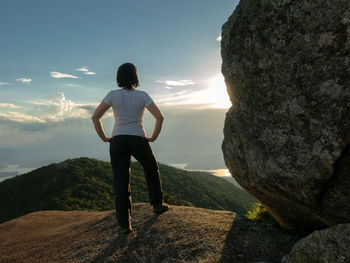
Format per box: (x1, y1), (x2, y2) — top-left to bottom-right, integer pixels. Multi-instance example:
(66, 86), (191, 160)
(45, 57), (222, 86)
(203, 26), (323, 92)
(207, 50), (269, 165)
(221, 0), (350, 230)
(0, 203), (301, 263)
(282, 224), (350, 263)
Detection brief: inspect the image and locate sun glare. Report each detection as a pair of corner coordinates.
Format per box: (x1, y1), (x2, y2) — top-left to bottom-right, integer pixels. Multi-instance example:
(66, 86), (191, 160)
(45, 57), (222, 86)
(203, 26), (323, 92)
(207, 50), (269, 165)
(208, 74), (231, 108)
(156, 74), (232, 109)
(209, 169), (231, 177)
(185, 74), (231, 109)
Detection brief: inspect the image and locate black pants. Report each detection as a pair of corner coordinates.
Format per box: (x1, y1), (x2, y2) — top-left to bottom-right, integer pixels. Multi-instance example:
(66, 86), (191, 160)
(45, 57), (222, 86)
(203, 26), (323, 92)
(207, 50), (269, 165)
(109, 135), (164, 228)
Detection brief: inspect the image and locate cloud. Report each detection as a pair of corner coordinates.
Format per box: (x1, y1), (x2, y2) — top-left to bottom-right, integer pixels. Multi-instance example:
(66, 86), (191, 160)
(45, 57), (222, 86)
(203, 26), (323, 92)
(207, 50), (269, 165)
(76, 66), (89, 72)
(0, 92), (103, 138)
(63, 83), (81, 87)
(27, 92), (79, 121)
(0, 111), (45, 123)
(0, 92), (96, 126)
(0, 103), (21, 109)
(156, 80), (195, 86)
(77, 104), (97, 114)
(27, 92), (110, 122)
(216, 35), (222, 42)
(0, 82), (11, 85)
(41, 92), (74, 117)
(16, 78), (32, 83)
(50, 72), (79, 79)
(76, 66), (96, 75)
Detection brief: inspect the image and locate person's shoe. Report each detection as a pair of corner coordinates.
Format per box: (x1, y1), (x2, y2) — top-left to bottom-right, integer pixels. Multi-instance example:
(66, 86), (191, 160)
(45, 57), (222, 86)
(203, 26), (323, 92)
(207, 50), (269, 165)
(119, 225), (133, 234)
(153, 203), (170, 214)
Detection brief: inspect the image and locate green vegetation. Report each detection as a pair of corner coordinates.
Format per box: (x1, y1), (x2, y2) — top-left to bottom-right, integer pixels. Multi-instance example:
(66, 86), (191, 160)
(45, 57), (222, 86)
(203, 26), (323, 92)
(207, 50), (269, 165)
(0, 157), (255, 223)
(246, 202), (278, 225)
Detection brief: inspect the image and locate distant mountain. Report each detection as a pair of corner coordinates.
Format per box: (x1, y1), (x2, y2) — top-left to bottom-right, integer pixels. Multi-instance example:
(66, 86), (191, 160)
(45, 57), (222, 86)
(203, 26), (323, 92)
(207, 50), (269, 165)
(0, 157), (255, 223)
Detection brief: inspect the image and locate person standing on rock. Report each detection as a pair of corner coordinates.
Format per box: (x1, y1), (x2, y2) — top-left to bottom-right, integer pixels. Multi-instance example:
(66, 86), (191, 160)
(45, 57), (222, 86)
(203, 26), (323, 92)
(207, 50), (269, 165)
(92, 62), (170, 233)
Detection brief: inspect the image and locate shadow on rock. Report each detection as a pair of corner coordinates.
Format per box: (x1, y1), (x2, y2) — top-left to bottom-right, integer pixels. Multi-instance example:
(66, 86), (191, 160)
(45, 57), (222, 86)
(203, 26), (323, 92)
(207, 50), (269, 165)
(220, 216), (302, 263)
(91, 213), (161, 263)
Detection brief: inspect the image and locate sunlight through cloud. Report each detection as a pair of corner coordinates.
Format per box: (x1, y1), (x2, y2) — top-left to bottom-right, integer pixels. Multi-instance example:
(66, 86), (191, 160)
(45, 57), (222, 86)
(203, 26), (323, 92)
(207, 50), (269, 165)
(156, 74), (231, 109)
(208, 169), (231, 177)
(156, 80), (195, 86)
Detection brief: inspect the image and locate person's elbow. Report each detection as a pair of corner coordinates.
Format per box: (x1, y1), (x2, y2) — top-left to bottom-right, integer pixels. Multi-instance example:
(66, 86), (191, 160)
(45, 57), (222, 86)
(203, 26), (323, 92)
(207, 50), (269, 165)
(157, 115), (164, 122)
(91, 113), (100, 122)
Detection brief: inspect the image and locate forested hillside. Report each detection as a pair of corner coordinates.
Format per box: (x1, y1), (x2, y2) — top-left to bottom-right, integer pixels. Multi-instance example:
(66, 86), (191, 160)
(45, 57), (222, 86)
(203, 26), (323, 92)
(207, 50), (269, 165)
(0, 157), (255, 223)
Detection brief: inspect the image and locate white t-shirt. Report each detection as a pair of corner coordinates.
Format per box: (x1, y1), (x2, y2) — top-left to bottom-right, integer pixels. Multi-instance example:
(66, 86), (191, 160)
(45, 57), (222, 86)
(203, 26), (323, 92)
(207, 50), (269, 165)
(103, 89), (154, 137)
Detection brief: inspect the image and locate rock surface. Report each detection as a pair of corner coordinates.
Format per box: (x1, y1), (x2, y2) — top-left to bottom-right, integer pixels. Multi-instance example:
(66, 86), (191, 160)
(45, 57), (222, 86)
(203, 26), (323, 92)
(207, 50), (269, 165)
(0, 203), (301, 263)
(221, 0), (350, 230)
(282, 223), (350, 263)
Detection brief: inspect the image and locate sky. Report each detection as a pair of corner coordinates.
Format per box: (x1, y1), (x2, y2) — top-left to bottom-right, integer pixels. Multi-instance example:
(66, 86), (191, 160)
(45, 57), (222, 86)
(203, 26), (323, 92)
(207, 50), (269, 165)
(0, 0), (239, 181)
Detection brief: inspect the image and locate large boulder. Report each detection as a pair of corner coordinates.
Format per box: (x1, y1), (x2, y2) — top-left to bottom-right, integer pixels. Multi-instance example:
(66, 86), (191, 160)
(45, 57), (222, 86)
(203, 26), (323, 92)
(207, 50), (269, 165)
(221, 0), (350, 231)
(282, 224), (350, 263)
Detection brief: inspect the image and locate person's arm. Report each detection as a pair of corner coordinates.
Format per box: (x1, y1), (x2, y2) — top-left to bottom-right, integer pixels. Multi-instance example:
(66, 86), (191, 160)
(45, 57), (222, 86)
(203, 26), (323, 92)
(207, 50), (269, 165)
(91, 101), (113, 142)
(145, 102), (164, 142)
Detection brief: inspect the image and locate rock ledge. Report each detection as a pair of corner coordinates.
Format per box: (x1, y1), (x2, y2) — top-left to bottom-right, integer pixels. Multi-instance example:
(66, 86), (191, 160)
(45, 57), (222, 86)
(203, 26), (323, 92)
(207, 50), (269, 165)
(0, 203), (301, 263)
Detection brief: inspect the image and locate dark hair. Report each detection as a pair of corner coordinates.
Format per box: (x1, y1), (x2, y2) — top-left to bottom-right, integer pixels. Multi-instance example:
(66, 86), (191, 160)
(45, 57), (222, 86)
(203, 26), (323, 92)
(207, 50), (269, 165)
(116, 62), (140, 89)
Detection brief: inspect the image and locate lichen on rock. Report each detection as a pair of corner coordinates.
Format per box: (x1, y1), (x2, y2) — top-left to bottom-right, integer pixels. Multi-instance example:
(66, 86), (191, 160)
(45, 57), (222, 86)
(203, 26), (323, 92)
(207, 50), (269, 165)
(221, 0), (350, 231)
